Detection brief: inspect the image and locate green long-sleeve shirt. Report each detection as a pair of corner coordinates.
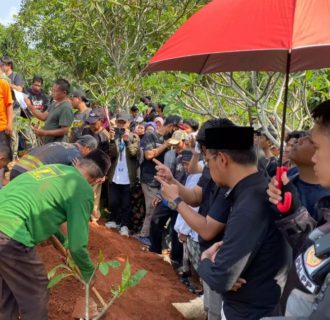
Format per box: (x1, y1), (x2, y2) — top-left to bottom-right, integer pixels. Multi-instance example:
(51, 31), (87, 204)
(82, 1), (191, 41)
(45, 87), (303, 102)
(0, 164), (94, 282)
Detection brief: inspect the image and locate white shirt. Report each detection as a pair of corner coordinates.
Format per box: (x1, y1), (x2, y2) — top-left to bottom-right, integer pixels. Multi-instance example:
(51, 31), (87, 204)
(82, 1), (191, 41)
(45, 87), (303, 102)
(174, 172), (202, 242)
(112, 145), (130, 185)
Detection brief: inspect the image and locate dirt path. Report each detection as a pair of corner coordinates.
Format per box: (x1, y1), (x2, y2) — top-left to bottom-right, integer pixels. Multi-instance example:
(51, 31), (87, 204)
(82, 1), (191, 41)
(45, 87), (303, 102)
(38, 223), (195, 319)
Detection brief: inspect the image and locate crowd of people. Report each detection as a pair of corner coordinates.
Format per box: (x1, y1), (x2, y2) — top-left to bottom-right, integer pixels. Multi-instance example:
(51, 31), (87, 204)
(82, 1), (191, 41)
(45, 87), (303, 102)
(0, 55), (330, 319)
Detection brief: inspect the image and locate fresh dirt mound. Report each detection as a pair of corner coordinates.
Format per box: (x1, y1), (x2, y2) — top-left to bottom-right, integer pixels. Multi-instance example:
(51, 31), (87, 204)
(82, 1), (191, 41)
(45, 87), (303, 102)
(38, 223), (195, 319)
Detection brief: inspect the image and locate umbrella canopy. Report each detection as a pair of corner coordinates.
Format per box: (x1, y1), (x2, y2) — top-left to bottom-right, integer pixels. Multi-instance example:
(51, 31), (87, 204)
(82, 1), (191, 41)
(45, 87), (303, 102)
(144, 0), (330, 74)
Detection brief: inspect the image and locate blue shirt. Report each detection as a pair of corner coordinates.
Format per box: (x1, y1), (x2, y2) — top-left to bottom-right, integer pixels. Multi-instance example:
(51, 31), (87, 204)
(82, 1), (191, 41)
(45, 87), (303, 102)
(292, 176), (330, 221)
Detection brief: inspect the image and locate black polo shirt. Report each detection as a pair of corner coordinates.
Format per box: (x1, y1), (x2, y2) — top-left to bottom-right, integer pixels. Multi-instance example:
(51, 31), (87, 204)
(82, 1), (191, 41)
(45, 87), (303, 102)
(198, 171), (289, 320)
(197, 167), (231, 252)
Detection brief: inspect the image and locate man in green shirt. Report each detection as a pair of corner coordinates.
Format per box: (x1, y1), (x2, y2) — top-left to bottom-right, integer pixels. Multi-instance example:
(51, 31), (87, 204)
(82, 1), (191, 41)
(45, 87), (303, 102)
(0, 160), (103, 319)
(27, 78), (74, 144)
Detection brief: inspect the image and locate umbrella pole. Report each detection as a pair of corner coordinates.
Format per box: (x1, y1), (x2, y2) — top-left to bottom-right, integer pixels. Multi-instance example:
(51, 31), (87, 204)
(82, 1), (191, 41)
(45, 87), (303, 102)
(279, 52), (291, 166)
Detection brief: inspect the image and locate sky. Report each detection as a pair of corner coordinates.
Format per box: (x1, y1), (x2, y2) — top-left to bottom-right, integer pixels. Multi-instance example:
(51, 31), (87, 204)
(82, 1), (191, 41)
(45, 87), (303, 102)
(0, 0), (21, 26)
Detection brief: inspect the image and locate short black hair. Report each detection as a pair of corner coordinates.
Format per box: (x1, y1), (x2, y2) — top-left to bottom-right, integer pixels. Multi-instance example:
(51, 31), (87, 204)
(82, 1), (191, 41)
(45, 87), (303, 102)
(312, 100), (330, 132)
(183, 118), (199, 132)
(157, 103), (166, 112)
(140, 96), (151, 103)
(197, 118), (234, 145)
(285, 130), (307, 142)
(130, 105), (139, 112)
(32, 75), (43, 85)
(1, 56), (13, 69)
(54, 79), (70, 95)
(211, 147), (257, 166)
(149, 103), (157, 111)
(84, 149), (111, 176)
(78, 159), (104, 179)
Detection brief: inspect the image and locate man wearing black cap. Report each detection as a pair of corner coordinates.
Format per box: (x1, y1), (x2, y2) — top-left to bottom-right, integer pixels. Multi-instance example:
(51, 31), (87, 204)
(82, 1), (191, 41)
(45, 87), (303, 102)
(154, 118), (233, 320)
(82, 109), (110, 154)
(70, 89), (91, 142)
(158, 124), (289, 320)
(137, 114), (182, 245)
(105, 111), (140, 236)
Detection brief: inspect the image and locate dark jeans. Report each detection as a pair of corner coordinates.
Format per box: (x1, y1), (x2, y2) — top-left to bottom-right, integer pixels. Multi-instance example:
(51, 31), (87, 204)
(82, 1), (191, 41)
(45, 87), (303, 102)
(0, 131), (11, 158)
(0, 232), (49, 320)
(108, 182), (132, 227)
(149, 203), (183, 266)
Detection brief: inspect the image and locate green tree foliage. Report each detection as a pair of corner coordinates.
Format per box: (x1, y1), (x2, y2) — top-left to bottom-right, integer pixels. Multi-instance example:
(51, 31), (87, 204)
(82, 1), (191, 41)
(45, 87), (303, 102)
(1, 0), (330, 136)
(16, 0), (208, 109)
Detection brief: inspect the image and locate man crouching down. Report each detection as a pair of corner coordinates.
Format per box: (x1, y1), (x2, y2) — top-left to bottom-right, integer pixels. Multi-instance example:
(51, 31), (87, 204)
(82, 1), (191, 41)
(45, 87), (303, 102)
(0, 159), (103, 320)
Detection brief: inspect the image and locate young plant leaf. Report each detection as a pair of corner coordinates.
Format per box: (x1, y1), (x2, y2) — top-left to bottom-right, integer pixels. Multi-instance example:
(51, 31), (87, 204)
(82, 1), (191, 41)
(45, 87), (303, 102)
(47, 273), (72, 288)
(120, 260), (131, 290)
(128, 270), (147, 288)
(99, 261), (109, 276)
(47, 264), (69, 279)
(107, 260), (120, 269)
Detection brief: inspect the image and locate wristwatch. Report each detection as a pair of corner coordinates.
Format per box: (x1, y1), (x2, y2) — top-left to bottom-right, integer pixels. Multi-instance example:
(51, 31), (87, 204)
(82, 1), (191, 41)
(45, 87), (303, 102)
(167, 197), (183, 210)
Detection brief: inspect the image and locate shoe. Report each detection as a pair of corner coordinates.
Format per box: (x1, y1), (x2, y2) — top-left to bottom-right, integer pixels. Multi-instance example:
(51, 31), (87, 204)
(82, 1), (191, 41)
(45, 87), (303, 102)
(136, 236), (151, 247)
(172, 297), (206, 320)
(105, 221), (120, 230)
(119, 226), (130, 237)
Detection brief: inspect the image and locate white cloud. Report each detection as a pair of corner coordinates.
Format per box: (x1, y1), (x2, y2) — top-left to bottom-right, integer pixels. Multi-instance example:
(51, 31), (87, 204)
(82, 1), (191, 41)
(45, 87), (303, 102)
(1, 6), (19, 26)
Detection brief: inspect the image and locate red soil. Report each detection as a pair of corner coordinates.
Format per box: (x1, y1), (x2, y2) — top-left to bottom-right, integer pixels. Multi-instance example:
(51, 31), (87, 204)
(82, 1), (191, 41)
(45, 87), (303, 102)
(38, 223), (195, 319)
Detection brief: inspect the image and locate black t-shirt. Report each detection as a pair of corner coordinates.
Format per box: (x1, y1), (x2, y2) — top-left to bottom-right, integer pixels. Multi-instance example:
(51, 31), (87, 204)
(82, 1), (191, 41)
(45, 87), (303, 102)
(23, 88), (50, 118)
(9, 72), (25, 109)
(173, 154), (187, 185)
(198, 172), (289, 320)
(81, 127), (110, 154)
(196, 167), (217, 216)
(9, 72), (24, 88)
(199, 188), (231, 252)
(140, 132), (165, 187)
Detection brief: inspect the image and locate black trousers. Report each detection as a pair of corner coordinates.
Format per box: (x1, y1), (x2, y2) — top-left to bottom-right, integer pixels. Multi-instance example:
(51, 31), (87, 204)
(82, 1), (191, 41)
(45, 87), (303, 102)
(0, 232), (49, 320)
(0, 131), (11, 159)
(149, 203), (183, 265)
(108, 182), (132, 227)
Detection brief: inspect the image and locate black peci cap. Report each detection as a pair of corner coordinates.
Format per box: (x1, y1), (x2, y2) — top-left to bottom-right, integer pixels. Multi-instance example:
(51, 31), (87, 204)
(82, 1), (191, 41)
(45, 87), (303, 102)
(205, 126), (254, 150)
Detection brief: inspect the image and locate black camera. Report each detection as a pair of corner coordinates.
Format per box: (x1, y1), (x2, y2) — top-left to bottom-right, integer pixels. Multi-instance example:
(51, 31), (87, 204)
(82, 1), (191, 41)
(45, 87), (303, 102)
(115, 127), (126, 138)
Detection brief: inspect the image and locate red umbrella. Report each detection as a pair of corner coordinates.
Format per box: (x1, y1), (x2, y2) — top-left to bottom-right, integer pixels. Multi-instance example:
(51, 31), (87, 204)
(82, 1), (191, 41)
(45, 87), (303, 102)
(145, 0), (330, 74)
(144, 0), (330, 212)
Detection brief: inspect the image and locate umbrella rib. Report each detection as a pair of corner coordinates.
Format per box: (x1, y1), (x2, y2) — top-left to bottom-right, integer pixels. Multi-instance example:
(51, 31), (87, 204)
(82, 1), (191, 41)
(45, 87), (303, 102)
(198, 54), (211, 74)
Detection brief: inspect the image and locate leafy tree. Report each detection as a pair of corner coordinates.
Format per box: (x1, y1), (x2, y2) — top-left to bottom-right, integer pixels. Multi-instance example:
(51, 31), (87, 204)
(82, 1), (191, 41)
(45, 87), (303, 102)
(17, 0), (208, 109)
